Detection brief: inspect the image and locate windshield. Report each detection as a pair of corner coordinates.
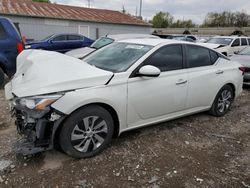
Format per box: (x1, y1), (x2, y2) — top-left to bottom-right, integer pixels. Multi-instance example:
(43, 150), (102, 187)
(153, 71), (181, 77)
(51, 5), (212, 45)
(41, 34), (54, 41)
(238, 47), (250, 55)
(206, 38), (233, 45)
(84, 42), (153, 72)
(91, 37), (114, 49)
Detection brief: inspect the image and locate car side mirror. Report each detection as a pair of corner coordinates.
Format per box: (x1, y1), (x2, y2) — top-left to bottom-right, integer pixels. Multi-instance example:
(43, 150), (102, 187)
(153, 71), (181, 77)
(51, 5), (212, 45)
(49, 40), (54, 44)
(137, 65), (161, 77)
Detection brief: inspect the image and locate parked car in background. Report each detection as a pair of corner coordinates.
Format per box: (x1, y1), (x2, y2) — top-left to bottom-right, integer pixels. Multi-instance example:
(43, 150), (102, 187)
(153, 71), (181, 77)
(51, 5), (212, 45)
(230, 46), (250, 85)
(25, 34), (94, 53)
(5, 39), (243, 158)
(206, 36), (250, 56)
(66, 34), (159, 59)
(0, 17), (24, 87)
(167, 35), (197, 42)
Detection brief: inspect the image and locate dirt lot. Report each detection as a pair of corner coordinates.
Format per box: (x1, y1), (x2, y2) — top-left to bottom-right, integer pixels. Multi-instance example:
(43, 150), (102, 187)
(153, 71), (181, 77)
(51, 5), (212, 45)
(0, 87), (249, 188)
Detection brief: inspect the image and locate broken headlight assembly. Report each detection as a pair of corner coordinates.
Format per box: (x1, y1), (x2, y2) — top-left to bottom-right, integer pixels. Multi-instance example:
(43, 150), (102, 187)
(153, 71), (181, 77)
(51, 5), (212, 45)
(14, 94), (63, 111)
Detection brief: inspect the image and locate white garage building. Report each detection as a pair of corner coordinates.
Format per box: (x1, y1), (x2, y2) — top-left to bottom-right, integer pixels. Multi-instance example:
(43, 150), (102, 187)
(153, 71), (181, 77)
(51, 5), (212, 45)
(0, 0), (151, 41)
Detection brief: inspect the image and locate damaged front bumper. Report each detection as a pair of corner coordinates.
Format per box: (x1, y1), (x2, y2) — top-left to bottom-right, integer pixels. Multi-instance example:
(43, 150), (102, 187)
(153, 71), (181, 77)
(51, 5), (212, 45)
(10, 99), (65, 155)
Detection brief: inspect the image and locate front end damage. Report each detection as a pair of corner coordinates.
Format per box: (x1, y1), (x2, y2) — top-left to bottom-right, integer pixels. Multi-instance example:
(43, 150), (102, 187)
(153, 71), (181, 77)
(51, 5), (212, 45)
(10, 96), (65, 155)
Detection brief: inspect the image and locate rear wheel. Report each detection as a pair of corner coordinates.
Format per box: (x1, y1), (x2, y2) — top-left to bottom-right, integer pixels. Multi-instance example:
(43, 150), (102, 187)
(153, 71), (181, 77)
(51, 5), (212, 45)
(0, 68), (5, 88)
(209, 85), (234, 117)
(59, 105), (114, 158)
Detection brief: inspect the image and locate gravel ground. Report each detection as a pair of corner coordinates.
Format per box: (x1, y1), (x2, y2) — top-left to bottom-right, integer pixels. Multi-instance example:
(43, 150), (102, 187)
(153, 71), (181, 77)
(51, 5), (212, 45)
(0, 87), (249, 188)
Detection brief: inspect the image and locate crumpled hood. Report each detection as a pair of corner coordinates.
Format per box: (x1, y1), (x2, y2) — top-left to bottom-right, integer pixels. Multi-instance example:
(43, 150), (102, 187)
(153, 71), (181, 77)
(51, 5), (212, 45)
(9, 50), (113, 98)
(230, 55), (250, 67)
(66, 47), (96, 59)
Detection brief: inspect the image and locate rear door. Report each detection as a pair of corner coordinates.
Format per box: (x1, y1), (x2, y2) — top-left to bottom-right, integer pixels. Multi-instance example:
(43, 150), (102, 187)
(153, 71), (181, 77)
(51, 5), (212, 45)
(65, 35), (84, 51)
(240, 38), (248, 50)
(185, 44), (223, 109)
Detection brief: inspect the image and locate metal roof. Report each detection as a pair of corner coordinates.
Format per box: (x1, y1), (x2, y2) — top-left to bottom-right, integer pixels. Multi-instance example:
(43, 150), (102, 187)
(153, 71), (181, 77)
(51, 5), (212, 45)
(0, 0), (151, 27)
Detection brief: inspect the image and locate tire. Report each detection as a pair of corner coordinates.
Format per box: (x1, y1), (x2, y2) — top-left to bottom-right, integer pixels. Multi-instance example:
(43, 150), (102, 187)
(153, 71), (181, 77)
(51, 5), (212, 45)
(209, 85), (234, 117)
(0, 68), (5, 88)
(59, 105), (114, 158)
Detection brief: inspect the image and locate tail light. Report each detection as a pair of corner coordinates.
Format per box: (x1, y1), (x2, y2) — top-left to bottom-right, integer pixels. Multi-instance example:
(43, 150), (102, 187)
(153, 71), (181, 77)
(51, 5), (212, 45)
(239, 67), (246, 74)
(16, 42), (24, 54)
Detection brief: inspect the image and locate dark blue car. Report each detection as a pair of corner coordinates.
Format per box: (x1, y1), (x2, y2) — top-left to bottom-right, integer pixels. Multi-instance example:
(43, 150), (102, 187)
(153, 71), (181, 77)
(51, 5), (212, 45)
(0, 17), (24, 87)
(25, 34), (94, 53)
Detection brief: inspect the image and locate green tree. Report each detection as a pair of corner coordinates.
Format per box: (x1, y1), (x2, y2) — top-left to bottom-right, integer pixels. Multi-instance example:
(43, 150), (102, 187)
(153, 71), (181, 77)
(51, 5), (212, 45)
(32, 0), (51, 3)
(202, 11), (250, 27)
(152, 12), (173, 28)
(171, 19), (196, 28)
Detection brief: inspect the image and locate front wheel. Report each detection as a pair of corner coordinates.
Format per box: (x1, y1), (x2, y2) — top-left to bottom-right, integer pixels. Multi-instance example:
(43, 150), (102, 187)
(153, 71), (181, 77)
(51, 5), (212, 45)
(209, 85), (234, 117)
(59, 105), (114, 158)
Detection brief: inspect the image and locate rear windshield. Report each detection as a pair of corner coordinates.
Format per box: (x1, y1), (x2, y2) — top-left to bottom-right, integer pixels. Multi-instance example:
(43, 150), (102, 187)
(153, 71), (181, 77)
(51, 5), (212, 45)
(91, 37), (114, 49)
(0, 23), (7, 40)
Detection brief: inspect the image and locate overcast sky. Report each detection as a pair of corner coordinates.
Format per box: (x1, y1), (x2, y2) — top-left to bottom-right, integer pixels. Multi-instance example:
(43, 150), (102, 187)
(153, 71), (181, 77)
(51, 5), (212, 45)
(51, 0), (250, 24)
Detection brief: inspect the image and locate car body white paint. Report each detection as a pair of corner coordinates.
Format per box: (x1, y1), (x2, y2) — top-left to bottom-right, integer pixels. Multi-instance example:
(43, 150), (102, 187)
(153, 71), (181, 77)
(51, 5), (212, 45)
(6, 39), (243, 135)
(205, 36), (250, 56)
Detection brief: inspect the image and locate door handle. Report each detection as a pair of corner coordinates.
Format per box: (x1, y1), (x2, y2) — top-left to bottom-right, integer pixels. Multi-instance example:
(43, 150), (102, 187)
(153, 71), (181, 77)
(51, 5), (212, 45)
(216, 70), (224, 74)
(176, 79), (187, 85)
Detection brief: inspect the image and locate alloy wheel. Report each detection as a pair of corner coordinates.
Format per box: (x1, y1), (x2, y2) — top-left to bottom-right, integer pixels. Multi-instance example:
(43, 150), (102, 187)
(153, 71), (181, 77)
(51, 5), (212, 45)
(71, 116), (108, 153)
(217, 90), (232, 113)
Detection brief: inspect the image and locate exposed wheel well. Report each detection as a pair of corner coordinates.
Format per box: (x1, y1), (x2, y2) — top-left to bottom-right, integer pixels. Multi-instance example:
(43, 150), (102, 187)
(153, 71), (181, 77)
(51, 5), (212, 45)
(53, 103), (120, 147)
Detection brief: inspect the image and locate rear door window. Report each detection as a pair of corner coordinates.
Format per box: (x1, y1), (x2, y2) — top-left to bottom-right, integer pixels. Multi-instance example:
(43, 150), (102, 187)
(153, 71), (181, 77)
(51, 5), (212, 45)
(186, 45), (212, 68)
(241, 38), (247, 46)
(53, 35), (67, 42)
(0, 23), (7, 40)
(248, 38), (250, 45)
(67, 35), (82, 41)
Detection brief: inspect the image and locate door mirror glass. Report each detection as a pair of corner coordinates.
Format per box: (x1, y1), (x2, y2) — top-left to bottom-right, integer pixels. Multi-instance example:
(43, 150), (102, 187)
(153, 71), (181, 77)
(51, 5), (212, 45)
(138, 65), (161, 77)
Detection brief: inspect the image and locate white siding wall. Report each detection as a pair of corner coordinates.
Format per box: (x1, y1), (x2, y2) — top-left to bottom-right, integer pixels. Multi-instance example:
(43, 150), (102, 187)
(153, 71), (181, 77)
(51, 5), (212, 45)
(3, 15), (151, 41)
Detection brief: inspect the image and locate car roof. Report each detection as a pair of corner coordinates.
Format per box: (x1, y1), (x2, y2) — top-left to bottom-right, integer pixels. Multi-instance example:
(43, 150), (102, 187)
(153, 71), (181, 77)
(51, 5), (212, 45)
(105, 34), (159, 41)
(211, 36), (247, 39)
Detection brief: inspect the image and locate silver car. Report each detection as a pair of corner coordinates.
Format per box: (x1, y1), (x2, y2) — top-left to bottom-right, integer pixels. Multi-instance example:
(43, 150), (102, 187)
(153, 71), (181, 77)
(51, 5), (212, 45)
(230, 47), (250, 85)
(66, 34), (159, 59)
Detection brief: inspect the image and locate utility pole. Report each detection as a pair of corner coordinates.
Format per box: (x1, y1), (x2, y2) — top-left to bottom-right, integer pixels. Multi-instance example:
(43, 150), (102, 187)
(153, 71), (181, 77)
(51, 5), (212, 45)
(87, 0), (91, 8)
(139, 0), (142, 17)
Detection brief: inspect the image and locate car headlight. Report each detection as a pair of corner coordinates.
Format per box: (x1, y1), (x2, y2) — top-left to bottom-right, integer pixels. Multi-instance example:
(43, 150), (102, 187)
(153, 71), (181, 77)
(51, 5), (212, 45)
(16, 94), (62, 111)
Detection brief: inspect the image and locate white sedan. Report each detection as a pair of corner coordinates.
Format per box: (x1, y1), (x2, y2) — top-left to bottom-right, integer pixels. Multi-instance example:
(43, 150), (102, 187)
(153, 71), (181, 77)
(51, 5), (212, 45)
(5, 39), (244, 158)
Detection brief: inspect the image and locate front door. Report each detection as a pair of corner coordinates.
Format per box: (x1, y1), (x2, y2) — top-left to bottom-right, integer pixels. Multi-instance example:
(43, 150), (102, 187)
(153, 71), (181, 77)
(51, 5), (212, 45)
(127, 44), (188, 127)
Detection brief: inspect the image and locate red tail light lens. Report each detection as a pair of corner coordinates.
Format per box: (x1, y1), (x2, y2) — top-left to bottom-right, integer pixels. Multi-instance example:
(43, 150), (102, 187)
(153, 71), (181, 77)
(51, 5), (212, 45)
(239, 67), (246, 72)
(16, 42), (24, 54)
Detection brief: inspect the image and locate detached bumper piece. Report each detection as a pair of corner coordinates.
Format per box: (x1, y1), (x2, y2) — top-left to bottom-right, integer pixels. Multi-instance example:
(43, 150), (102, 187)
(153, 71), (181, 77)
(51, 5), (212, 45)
(14, 138), (50, 155)
(13, 105), (65, 156)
